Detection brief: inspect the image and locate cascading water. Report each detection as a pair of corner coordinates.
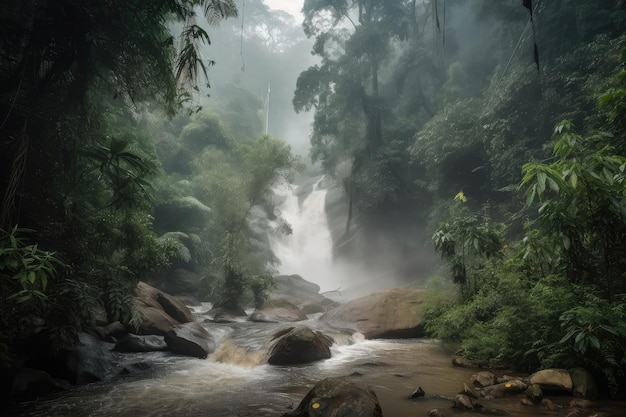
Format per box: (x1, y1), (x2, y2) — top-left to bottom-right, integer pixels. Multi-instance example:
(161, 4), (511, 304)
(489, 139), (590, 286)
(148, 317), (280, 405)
(269, 175), (341, 294)
(8, 176), (623, 417)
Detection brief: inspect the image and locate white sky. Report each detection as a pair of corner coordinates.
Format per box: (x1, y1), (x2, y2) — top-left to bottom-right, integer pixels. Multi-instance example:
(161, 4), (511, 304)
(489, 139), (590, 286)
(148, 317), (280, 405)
(263, 0), (304, 20)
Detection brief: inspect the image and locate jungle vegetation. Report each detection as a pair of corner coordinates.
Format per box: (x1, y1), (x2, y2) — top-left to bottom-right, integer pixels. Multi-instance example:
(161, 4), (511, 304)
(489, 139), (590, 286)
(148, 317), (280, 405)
(0, 0), (625, 398)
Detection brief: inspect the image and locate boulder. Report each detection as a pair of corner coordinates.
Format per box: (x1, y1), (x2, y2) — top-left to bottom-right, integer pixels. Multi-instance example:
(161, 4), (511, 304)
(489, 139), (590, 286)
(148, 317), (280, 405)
(569, 367), (599, 399)
(133, 297), (180, 335)
(281, 377), (383, 417)
(269, 274), (337, 311)
(114, 334), (168, 353)
(8, 368), (65, 401)
(529, 368), (573, 393)
(267, 326), (334, 365)
(165, 322), (215, 359)
(249, 306), (308, 323)
(320, 288), (427, 339)
(61, 333), (117, 385)
(453, 394), (481, 410)
(94, 321), (127, 341)
(472, 371), (495, 388)
(525, 383), (543, 404)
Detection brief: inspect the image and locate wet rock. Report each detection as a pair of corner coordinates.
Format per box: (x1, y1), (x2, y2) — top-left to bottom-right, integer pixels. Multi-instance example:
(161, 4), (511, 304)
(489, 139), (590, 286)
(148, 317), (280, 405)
(248, 306), (307, 323)
(114, 334), (168, 353)
(472, 371), (495, 388)
(525, 383), (543, 404)
(460, 382), (481, 398)
(428, 409), (444, 417)
(269, 274), (338, 312)
(62, 333), (117, 385)
(453, 394), (481, 410)
(133, 281), (195, 335)
(481, 379), (527, 398)
(569, 367), (599, 399)
(320, 288), (427, 339)
(281, 377), (383, 417)
(529, 368), (573, 393)
(210, 304), (248, 318)
(133, 298), (180, 335)
(95, 321), (127, 341)
(541, 398), (557, 410)
(409, 386), (425, 398)
(452, 356), (476, 367)
(155, 292), (194, 323)
(8, 367), (65, 401)
(212, 311), (239, 323)
(569, 398), (592, 408)
(267, 326), (334, 365)
(165, 322), (215, 359)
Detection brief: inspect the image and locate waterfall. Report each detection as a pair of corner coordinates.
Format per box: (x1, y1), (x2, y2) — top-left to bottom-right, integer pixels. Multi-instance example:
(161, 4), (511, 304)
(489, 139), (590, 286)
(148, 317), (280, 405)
(269, 176), (340, 294)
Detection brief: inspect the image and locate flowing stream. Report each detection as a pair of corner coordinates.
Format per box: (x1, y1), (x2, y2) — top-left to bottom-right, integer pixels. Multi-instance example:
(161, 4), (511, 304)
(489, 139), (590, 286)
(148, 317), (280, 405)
(7, 178), (625, 416)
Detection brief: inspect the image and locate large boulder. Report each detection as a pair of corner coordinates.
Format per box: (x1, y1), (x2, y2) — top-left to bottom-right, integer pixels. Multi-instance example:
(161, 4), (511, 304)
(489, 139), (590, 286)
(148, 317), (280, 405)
(267, 326), (334, 365)
(133, 281), (194, 335)
(114, 334), (168, 353)
(165, 322), (215, 359)
(249, 306), (308, 323)
(281, 377), (383, 417)
(529, 368), (573, 394)
(569, 367), (599, 399)
(61, 333), (118, 385)
(320, 288), (427, 339)
(7, 368), (65, 402)
(269, 274), (337, 311)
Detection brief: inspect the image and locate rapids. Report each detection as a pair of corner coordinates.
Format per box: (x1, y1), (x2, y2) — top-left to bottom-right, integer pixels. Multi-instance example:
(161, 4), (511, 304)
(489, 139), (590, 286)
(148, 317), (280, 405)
(7, 177), (624, 416)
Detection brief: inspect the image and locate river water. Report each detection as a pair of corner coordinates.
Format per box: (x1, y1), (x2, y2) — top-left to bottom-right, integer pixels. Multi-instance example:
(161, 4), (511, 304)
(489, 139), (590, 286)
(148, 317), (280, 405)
(7, 178), (625, 416)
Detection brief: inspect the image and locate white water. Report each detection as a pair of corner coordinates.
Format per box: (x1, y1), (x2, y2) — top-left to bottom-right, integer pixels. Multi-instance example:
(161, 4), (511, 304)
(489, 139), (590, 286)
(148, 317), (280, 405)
(269, 176), (341, 293)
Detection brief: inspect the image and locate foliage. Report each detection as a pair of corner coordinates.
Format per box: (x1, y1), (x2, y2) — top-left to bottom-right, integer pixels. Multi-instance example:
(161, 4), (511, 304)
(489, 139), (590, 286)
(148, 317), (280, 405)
(0, 227), (66, 364)
(432, 192), (503, 297)
(558, 294), (626, 396)
(520, 120), (626, 300)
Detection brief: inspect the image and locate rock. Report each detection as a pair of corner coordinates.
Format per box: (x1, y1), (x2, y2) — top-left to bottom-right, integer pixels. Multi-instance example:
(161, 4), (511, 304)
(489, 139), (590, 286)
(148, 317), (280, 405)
(267, 326), (334, 365)
(453, 394), (481, 410)
(155, 292), (194, 323)
(529, 368), (573, 393)
(212, 311), (239, 323)
(210, 304), (248, 318)
(525, 383), (543, 404)
(95, 321), (127, 341)
(320, 288), (427, 339)
(248, 306), (307, 323)
(114, 334), (168, 353)
(473, 371), (495, 388)
(569, 367), (599, 399)
(133, 298), (180, 335)
(281, 377), (383, 417)
(520, 398), (535, 406)
(428, 409), (444, 417)
(460, 382), (481, 398)
(269, 274), (338, 311)
(452, 356), (476, 367)
(133, 281), (196, 335)
(569, 398), (592, 408)
(62, 333), (117, 385)
(541, 398), (557, 410)
(136, 281), (194, 323)
(9, 368), (65, 401)
(409, 386), (425, 398)
(165, 322), (215, 359)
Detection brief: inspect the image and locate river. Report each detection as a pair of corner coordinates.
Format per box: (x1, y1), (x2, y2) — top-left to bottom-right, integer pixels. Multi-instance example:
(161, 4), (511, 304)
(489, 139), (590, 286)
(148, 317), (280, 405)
(6, 177), (625, 416)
